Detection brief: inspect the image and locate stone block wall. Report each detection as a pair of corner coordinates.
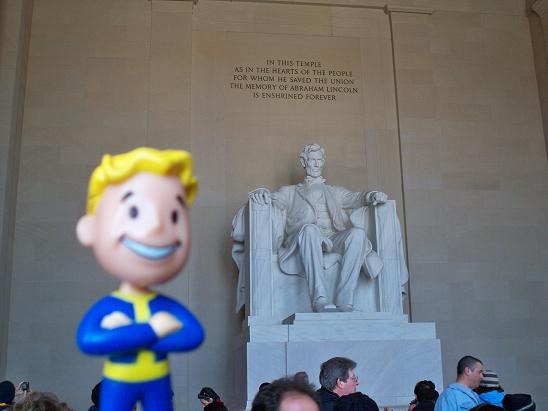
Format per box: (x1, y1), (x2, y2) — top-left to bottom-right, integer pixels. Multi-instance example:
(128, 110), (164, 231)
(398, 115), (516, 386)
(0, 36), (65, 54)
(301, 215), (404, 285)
(391, 5), (548, 405)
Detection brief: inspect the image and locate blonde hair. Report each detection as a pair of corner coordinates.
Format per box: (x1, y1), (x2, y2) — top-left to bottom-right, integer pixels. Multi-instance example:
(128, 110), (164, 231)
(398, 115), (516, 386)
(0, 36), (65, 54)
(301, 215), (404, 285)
(85, 147), (198, 213)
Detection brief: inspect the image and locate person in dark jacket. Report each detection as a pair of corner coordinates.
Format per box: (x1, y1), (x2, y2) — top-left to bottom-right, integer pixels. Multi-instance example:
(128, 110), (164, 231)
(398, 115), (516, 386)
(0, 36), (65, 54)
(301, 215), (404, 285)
(502, 394), (535, 411)
(88, 382), (101, 411)
(316, 357), (359, 411)
(408, 380), (439, 411)
(469, 405), (504, 411)
(198, 387), (221, 407)
(204, 400), (228, 411)
(333, 392), (379, 411)
(0, 381), (15, 410)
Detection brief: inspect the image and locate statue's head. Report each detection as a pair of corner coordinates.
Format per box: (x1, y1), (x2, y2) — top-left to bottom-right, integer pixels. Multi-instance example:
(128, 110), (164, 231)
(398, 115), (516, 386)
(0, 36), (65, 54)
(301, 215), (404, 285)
(299, 144), (325, 178)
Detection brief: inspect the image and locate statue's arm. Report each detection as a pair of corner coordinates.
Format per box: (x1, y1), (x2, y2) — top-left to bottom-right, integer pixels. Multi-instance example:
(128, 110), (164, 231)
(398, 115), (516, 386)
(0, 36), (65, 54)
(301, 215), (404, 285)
(336, 186), (368, 209)
(336, 186), (388, 209)
(249, 186), (291, 211)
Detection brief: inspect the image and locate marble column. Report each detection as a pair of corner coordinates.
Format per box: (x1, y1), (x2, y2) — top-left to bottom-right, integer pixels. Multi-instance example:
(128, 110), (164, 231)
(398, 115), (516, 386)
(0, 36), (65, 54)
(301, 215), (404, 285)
(530, 0), (548, 152)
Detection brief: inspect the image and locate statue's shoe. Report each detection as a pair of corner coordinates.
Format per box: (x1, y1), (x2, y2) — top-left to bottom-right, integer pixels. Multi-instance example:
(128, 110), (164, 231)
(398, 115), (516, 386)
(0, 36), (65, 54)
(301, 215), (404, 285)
(336, 304), (354, 312)
(313, 297), (329, 312)
(313, 301), (327, 312)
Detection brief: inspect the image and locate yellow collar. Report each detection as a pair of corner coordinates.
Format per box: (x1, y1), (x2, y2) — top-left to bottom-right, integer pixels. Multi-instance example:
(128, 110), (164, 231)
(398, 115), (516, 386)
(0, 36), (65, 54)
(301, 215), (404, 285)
(111, 290), (157, 304)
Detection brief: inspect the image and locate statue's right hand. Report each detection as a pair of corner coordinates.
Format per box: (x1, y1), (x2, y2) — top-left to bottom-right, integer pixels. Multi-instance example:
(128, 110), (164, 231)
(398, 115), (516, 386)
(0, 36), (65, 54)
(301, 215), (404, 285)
(249, 188), (272, 205)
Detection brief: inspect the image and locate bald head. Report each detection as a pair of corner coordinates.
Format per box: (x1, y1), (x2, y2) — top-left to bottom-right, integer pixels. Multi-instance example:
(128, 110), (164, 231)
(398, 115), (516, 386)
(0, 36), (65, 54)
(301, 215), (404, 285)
(280, 392), (319, 411)
(252, 377), (320, 411)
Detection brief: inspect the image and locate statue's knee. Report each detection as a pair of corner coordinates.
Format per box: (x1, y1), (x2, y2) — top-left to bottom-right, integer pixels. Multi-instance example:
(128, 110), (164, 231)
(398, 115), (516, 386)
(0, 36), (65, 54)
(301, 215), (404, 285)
(347, 227), (367, 243)
(298, 224), (323, 247)
(301, 224), (321, 237)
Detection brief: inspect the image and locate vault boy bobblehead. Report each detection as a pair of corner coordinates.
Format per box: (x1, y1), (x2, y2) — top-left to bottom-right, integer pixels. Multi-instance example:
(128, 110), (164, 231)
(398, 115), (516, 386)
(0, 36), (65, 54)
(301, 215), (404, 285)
(76, 148), (204, 411)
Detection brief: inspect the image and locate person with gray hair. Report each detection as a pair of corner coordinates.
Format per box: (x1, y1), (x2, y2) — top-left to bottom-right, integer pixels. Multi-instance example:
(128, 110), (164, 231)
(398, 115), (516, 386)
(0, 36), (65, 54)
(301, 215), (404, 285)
(316, 357), (359, 411)
(250, 144), (387, 312)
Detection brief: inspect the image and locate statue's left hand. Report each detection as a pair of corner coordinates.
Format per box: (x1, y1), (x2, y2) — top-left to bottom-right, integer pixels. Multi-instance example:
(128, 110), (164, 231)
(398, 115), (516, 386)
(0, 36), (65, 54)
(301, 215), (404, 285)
(249, 188), (272, 205)
(366, 191), (388, 205)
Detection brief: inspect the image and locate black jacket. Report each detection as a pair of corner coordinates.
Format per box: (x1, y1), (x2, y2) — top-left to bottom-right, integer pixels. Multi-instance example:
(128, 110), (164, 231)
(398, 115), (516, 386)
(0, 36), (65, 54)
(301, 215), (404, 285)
(333, 392), (379, 411)
(316, 387), (340, 411)
(414, 400), (436, 411)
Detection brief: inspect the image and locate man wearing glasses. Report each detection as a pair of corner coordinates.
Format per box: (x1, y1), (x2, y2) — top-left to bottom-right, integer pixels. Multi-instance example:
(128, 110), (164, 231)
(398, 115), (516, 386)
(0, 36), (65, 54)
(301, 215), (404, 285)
(316, 357), (359, 411)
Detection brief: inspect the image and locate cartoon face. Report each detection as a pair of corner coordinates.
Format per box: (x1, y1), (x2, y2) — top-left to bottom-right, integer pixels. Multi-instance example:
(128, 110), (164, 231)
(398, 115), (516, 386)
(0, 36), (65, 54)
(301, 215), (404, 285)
(303, 150), (325, 178)
(76, 173), (191, 288)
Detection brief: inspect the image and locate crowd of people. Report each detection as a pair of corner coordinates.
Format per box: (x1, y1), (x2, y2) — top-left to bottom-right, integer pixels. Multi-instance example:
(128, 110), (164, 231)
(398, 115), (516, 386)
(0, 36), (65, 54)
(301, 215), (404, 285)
(0, 381), (72, 411)
(247, 355), (535, 411)
(0, 354), (536, 411)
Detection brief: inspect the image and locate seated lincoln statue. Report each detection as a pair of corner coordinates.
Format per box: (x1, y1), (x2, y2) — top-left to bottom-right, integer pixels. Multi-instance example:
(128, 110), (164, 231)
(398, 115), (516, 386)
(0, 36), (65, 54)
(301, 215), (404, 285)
(232, 143), (408, 315)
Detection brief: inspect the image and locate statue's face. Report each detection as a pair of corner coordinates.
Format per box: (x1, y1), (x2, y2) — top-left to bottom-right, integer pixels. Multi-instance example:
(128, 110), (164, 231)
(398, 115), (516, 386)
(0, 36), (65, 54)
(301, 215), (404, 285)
(303, 150), (325, 178)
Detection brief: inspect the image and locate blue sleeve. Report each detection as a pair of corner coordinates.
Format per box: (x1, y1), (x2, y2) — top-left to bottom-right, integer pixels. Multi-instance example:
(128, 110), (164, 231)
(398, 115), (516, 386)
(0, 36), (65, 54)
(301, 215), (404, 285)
(76, 296), (158, 355)
(150, 297), (204, 353)
(434, 391), (456, 411)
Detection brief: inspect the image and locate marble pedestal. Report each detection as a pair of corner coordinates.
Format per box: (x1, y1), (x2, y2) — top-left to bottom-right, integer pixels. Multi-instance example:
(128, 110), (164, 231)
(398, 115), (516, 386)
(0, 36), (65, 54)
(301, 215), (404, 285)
(233, 312), (442, 410)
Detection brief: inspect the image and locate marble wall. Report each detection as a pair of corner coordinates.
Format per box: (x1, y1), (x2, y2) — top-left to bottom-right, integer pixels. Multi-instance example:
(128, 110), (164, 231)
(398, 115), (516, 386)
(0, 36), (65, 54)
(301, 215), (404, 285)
(529, 0), (548, 154)
(0, 0), (547, 410)
(0, 0), (32, 380)
(391, 5), (548, 407)
(5, 1), (202, 409)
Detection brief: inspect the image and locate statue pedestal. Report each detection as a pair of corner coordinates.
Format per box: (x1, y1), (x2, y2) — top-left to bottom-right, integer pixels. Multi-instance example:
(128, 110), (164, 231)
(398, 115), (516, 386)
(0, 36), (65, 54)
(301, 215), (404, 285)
(233, 313), (443, 410)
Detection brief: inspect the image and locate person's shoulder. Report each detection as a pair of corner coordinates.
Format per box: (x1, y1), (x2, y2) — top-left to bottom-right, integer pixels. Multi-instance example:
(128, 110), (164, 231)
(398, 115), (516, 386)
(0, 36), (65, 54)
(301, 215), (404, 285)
(434, 389), (456, 411)
(317, 387), (338, 401)
(334, 392), (378, 411)
(316, 386), (333, 395)
(446, 383), (462, 392)
(435, 387), (455, 404)
(360, 393), (379, 411)
(447, 383), (476, 398)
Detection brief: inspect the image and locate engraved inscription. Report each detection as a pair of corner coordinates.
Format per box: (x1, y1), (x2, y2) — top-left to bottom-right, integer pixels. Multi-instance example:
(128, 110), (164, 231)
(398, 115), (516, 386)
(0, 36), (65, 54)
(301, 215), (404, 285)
(229, 59), (359, 101)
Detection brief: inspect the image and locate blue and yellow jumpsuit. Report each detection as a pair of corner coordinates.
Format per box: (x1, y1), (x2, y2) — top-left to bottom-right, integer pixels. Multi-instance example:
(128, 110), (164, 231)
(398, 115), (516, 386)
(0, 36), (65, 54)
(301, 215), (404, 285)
(77, 291), (204, 411)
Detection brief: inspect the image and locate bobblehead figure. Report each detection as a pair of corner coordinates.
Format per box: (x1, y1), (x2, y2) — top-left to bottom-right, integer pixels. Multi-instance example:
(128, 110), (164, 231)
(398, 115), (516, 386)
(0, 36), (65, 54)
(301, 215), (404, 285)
(76, 147), (204, 411)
